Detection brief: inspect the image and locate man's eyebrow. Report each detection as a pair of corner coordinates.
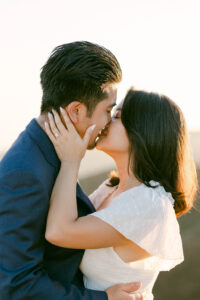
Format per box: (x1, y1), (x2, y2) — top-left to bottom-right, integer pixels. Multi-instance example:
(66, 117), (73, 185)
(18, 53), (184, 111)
(108, 103), (117, 108)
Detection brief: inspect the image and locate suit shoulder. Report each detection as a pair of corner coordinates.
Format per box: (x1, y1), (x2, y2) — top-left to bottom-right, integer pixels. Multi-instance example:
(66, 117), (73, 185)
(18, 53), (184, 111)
(0, 130), (49, 177)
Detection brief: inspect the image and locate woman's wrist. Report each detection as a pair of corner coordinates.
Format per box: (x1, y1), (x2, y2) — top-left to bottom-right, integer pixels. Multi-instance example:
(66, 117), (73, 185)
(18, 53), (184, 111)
(60, 160), (81, 170)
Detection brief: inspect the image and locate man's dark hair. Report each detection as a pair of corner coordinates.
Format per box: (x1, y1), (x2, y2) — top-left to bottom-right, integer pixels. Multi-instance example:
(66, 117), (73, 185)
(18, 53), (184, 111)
(40, 41), (122, 115)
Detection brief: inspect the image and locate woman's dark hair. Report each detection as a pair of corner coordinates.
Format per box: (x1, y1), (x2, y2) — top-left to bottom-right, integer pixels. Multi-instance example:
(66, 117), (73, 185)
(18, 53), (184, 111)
(40, 41), (122, 115)
(109, 88), (198, 217)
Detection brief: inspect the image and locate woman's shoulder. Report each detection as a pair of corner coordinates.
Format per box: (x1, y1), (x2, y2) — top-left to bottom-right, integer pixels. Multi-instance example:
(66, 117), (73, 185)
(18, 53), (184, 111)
(91, 181), (183, 270)
(148, 180), (175, 206)
(89, 179), (176, 219)
(109, 180), (175, 213)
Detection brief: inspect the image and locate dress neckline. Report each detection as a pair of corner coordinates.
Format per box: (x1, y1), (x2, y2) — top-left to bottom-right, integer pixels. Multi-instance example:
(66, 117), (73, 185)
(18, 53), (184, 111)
(96, 182), (145, 211)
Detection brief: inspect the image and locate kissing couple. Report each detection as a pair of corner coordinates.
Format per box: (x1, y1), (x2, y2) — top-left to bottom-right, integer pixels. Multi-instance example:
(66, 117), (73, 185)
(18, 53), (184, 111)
(0, 41), (197, 300)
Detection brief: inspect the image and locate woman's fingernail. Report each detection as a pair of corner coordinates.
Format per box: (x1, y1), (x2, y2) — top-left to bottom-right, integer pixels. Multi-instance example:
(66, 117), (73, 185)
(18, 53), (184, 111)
(44, 122), (48, 128)
(60, 107), (65, 113)
(135, 282), (141, 288)
(48, 112), (51, 118)
(90, 124), (96, 131)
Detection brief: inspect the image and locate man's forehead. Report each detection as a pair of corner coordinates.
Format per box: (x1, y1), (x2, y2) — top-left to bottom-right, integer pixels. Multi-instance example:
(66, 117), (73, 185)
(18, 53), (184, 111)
(102, 83), (118, 99)
(99, 83), (118, 108)
(102, 83), (118, 93)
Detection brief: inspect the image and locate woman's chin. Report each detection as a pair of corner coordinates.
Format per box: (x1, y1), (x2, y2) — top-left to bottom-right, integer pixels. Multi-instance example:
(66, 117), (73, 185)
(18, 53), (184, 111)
(96, 140), (112, 157)
(96, 141), (103, 151)
(96, 137), (106, 151)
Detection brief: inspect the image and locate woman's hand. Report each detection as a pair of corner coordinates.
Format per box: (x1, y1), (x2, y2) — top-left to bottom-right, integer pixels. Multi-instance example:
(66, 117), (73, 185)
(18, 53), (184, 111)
(44, 107), (96, 164)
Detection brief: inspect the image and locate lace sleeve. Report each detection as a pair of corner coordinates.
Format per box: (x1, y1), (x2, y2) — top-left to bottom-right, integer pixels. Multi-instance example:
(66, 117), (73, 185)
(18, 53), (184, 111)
(91, 183), (184, 271)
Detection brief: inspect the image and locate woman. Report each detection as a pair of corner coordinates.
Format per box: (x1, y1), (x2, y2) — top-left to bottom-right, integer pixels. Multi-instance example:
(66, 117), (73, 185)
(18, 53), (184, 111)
(44, 88), (197, 300)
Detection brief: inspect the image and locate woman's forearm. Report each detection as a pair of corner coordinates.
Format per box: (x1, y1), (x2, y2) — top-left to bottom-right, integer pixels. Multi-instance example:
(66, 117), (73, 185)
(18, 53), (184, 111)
(44, 108), (97, 246)
(46, 161), (80, 241)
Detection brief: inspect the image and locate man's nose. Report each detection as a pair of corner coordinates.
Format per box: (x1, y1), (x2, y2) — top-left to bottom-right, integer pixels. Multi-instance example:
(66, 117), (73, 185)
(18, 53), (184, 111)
(105, 120), (111, 129)
(107, 113), (112, 124)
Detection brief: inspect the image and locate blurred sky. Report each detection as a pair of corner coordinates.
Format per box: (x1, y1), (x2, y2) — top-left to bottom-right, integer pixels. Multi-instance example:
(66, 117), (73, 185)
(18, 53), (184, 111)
(0, 0), (200, 151)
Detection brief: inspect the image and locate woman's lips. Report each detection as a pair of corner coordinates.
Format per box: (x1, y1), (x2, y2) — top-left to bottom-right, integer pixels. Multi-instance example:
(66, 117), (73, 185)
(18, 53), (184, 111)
(97, 127), (108, 138)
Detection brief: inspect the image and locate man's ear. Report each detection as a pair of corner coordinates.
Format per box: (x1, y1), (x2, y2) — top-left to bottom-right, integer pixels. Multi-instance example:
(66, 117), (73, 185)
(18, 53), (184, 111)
(65, 101), (87, 124)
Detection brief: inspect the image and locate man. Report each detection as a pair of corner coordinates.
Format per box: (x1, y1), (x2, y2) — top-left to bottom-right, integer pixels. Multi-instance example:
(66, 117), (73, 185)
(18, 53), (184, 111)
(0, 41), (143, 300)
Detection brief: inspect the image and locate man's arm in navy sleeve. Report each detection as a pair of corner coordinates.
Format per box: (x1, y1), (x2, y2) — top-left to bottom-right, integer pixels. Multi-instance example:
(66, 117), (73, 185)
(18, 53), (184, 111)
(0, 170), (108, 300)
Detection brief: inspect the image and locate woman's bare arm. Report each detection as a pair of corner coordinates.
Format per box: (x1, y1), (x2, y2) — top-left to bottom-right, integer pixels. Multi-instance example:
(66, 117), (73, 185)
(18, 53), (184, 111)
(44, 109), (129, 249)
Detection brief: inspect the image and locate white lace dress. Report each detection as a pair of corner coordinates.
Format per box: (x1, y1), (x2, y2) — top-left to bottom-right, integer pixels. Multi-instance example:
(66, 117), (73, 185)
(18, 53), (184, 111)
(79, 180), (184, 299)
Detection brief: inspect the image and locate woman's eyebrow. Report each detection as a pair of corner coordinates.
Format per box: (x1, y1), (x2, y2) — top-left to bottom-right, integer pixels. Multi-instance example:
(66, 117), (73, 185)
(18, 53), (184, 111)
(112, 107), (121, 116)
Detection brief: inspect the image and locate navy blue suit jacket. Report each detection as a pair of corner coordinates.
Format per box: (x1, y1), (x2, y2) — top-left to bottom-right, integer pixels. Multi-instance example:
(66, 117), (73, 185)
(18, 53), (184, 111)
(0, 119), (107, 300)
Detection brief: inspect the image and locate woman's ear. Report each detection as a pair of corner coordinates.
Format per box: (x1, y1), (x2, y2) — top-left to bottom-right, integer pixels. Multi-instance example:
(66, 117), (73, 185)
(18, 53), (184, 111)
(66, 101), (84, 124)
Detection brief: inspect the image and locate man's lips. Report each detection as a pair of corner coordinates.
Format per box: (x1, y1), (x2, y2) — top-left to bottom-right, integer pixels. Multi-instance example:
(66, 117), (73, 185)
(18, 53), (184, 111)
(97, 127), (109, 138)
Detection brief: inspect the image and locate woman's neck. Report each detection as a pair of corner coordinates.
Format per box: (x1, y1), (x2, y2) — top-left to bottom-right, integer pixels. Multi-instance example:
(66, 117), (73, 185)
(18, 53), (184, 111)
(113, 153), (142, 192)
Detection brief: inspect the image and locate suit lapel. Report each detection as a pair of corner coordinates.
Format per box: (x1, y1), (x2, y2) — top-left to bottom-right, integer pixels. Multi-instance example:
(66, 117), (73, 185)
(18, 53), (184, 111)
(76, 183), (95, 212)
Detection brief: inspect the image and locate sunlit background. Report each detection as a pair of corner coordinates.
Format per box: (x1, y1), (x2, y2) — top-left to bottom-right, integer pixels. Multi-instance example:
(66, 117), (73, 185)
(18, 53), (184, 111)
(0, 1), (200, 299)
